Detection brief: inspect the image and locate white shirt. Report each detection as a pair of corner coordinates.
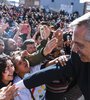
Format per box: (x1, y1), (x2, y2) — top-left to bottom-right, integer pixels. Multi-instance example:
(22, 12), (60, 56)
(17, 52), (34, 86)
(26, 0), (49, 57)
(14, 64), (46, 100)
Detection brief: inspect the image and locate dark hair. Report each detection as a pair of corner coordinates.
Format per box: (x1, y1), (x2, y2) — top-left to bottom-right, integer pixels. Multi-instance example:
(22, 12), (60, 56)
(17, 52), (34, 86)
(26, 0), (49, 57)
(10, 51), (21, 69)
(40, 21), (48, 25)
(3, 38), (8, 54)
(21, 39), (35, 50)
(0, 56), (10, 80)
(35, 32), (40, 40)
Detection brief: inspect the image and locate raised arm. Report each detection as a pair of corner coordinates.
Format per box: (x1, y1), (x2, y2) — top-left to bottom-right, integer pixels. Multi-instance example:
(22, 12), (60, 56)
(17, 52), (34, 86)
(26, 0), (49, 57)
(15, 59), (73, 90)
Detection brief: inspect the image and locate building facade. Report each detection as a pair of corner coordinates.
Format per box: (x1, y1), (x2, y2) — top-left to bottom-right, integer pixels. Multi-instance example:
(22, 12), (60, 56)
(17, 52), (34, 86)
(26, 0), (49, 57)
(85, 2), (90, 13)
(40, 0), (85, 16)
(23, 0), (40, 7)
(0, 0), (9, 5)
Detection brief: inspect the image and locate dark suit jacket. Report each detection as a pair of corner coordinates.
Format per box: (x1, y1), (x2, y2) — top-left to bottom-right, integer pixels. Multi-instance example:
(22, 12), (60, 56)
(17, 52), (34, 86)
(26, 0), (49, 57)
(23, 52), (89, 100)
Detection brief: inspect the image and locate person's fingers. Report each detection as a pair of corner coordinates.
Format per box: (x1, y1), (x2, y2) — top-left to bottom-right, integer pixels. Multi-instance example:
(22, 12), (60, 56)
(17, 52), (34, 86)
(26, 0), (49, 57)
(8, 87), (19, 96)
(47, 38), (58, 48)
(62, 57), (67, 66)
(22, 50), (33, 57)
(44, 38), (58, 55)
(58, 55), (70, 66)
(62, 56), (68, 65)
(61, 57), (66, 66)
(7, 84), (19, 97)
(63, 56), (68, 62)
(7, 84), (16, 93)
(47, 42), (57, 52)
(59, 58), (64, 66)
(66, 55), (70, 58)
(8, 93), (19, 100)
(50, 37), (58, 42)
(21, 50), (33, 61)
(11, 87), (19, 94)
(48, 38), (58, 47)
(55, 59), (59, 64)
(5, 82), (12, 91)
(21, 50), (29, 58)
(58, 56), (66, 66)
(10, 93), (19, 100)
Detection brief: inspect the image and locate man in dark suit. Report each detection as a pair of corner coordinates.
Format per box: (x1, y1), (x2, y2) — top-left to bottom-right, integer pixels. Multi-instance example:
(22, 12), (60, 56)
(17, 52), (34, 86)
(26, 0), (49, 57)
(16, 12), (90, 100)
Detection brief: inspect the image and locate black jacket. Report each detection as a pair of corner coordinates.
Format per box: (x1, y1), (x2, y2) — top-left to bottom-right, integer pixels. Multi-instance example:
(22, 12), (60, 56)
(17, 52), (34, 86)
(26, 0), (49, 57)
(23, 52), (89, 100)
(72, 52), (89, 100)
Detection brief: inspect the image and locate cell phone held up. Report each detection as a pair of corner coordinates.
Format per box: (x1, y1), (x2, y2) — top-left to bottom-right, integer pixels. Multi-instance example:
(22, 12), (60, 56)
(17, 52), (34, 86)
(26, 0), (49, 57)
(40, 26), (46, 40)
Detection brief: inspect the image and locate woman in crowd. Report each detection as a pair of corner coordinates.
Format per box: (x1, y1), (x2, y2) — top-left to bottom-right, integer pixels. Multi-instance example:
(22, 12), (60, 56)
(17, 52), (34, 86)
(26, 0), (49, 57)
(0, 39), (6, 56)
(0, 55), (20, 100)
(0, 55), (15, 88)
(11, 51), (46, 100)
(4, 38), (18, 55)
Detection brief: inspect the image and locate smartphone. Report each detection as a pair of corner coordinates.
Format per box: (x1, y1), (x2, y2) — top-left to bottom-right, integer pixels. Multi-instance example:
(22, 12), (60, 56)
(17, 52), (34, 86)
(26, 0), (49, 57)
(40, 26), (46, 39)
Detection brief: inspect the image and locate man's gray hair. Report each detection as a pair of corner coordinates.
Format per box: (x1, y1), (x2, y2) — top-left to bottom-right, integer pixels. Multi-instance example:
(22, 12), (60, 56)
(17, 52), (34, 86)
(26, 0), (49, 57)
(85, 20), (90, 41)
(69, 12), (90, 42)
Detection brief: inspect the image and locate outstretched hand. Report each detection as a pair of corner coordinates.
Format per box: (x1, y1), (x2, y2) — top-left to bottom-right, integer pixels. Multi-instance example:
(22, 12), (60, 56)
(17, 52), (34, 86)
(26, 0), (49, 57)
(54, 29), (63, 46)
(21, 50), (33, 60)
(43, 37), (58, 56)
(0, 83), (19, 100)
(55, 55), (70, 66)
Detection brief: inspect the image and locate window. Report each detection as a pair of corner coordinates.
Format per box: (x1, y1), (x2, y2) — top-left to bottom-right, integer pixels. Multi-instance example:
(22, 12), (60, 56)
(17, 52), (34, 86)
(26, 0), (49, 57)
(52, 0), (54, 2)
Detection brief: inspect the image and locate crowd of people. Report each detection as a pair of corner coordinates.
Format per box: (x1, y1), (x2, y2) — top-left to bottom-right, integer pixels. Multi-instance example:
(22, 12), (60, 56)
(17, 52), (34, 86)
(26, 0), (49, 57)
(0, 4), (89, 100)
